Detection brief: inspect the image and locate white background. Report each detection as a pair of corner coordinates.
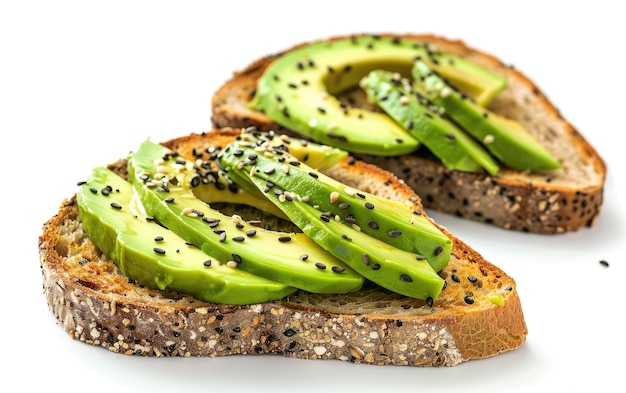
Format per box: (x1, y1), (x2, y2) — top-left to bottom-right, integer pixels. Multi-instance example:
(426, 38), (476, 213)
(3, 1), (624, 392)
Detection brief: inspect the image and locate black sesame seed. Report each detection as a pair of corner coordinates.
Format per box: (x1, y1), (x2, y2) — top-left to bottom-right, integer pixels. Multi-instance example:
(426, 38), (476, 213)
(110, 202), (122, 210)
(388, 230), (402, 237)
(451, 274), (461, 283)
(338, 202), (351, 209)
(278, 236), (292, 243)
(232, 236), (245, 242)
(365, 202), (375, 209)
(341, 234), (352, 241)
(400, 274), (412, 282)
(300, 254), (309, 261)
(468, 276), (478, 283)
(332, 266), (345, 273)
(232, 254), (242, 264)
(416, 255), (426, 260)
(371, 263), (381, 270)
(600, 260), (609, 267)
(426, 297), (434, 307)
(464, 296), (475, 305)
(315, 262), (326, 270)
(153, 247), (166, 255)
(154, 236), (164, 242)
(283, 328), (296, 337)
(434, 246), (444, 256)
(164, 197), (174, 203)
(203, 260), (212, 267)
(367, 221), (379, 229)
(89, 187), (98, 194)
(246, 230), (257, 237)
(308, 171), (319, 178)
(361, 253), (371, 265)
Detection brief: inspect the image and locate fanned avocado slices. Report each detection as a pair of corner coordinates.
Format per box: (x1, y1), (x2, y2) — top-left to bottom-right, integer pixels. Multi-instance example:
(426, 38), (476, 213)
(218, 131), (449, 301)
(127, 139), (364, 294)
(250, 35), (506, 156)
(361, 70), (500, 175)
(76, 166), (296, 305)
(411, 60), (561, 171)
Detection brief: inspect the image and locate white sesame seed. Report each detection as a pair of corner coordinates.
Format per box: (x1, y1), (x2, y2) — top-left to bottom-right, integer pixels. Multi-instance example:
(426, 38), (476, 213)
(483, 134), (495, 144)
(226, 261), (238, 268)
(330, 191), (339, 203)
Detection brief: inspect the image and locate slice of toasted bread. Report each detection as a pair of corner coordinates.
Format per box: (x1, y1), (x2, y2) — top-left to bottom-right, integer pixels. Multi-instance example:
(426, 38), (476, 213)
(39, 128), (527, 367)
(211, 33), (606, 234)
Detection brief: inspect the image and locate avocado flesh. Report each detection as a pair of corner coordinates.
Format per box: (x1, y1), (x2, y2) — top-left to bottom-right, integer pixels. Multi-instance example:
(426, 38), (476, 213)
(76, 166), (296, 305)
(412, 60), (562, 171)
(361, 70), (500, 175)
(250, 35), (506, 156)
(219, 132), (452, 272)
(193, 132), (348, 219)
(128, 139), (364, 294)
(218, 136), (445, 300)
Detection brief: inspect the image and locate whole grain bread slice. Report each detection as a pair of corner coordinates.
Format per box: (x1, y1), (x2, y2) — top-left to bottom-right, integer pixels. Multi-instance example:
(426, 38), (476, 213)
(39, 128), (526, 367)
(211, 33), (606, 234)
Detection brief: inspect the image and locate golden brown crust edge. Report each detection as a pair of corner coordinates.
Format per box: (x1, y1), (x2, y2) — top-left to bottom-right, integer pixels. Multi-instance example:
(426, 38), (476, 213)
(211, 33), (606, 234)
(39, 129), (527, 366)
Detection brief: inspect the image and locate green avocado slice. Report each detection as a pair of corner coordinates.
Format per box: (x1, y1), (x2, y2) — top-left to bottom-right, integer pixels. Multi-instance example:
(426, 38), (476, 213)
(127, 139), (364, 294)
(412, 60), (561, 171)
(76, 166), (296, 305)
(361, 70), (500, 175)
(250, 35), (506, 156)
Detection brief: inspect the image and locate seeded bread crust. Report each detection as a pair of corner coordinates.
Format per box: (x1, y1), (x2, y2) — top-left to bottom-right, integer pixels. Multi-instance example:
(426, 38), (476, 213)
(211, 33), (606, 234)
(39, 129), (527, 366)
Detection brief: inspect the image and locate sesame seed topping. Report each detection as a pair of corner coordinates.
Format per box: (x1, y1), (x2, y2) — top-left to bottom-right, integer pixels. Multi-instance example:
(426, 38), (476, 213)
(110, 202), (122, 210)
(434, 246), (444, 256)
(365, 202), (375, 209)
(361, 253), (371, 265)
(367, 221), (379, 229)
(388, 230), (402, 237)
(246, 230), (257, 237)
(332, 266), (345, 273)
(371, 263), (381, 270)
(400, 274), (413, 282)
(232, 236), (245, 242)
(153, 247), (166, 255)
(203, 260), (212, 267)
(330, 191), (339, 203)
(226, 261), (238, 268)
(278, 236), (292, 243)
(154, 236), (164, 242)
(315, 262), (326, 270)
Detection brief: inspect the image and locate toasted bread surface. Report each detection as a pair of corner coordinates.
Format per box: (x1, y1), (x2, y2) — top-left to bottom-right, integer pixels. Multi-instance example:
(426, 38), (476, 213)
(211, 33), (606, 234)
(39, 128), (526, 366)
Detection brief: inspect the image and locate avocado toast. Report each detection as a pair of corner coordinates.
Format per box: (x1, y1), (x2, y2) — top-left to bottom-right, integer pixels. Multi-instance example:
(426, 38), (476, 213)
(212, 33), (605, 234)
(39, 128), (527, 366)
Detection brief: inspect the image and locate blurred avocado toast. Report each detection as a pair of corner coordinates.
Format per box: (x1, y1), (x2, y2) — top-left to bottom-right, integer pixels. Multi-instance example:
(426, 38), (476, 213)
(40, 128), (527, 366)
(212, 33), (605, 234)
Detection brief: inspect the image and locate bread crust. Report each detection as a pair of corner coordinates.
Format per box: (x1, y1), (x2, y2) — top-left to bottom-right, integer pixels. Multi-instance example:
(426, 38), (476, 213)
(211, 33), (606, 234)
(39, 129), (527, 366)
